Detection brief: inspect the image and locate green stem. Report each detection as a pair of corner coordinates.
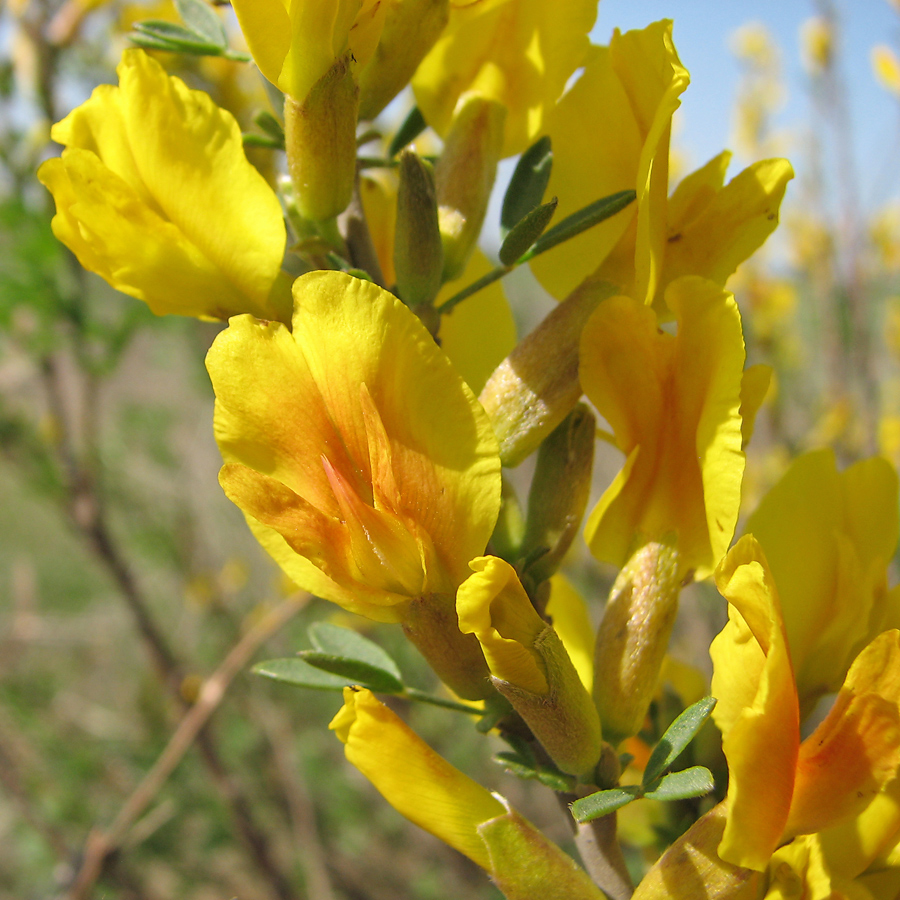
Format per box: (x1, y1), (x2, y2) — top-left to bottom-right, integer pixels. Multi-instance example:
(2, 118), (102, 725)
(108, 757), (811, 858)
(437, 188), (636, 314)
(401, 688), (483, 715)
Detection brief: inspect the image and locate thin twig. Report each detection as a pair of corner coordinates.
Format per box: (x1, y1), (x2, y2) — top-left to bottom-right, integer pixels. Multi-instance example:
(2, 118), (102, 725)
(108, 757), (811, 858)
(64, 592), (309, 900)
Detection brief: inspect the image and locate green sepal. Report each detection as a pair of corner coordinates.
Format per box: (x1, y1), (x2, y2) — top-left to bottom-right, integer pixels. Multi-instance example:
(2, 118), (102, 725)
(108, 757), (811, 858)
(254, 111), (285, 143)
(571, 786), (641, 822)
(298, 651), (405, 694)
(252, 657), (351, 691)
(642, 767), (715, 802)
(476, 692), (514, 733)
(174, 0), (227, 47)
(389, 106), (428, 157)
(501, 136), (553, 236)
(242, 133), (285, 150)
(479, 806), (607, 900)
(308, 622), (403, 682)
(642, 696), (717, 786)
(499, 198), (558, 266)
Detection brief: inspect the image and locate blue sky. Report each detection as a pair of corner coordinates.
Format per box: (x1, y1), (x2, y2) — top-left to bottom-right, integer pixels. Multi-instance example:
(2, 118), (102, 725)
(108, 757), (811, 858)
(592, 0), (900, 208)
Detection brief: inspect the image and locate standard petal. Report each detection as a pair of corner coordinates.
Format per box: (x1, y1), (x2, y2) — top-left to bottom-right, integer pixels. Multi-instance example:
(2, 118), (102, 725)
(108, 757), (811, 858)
(412, 0), (597, 157)
(712, 536), (800, 871)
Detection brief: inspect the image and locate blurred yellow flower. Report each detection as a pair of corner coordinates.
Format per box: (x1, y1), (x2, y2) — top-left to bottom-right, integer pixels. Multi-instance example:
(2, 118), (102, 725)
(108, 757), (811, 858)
(580, 277), (746, 579)
(744, 448), (900, 713)
(874, 45), (900, 97)
(207, 270), (501, 625)
(38, 49), (288, 322)
(800, 16), (833, 74)
(412, 0), (598, 158)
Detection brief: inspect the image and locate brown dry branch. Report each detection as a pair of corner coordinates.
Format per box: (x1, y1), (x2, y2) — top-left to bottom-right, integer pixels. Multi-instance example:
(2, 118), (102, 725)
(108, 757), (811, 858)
(64, 591), (310, 900)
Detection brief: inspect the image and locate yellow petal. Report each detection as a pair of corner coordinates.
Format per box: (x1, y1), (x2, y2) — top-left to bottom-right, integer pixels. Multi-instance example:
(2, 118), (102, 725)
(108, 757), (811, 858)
(739, 364), (772, 449)
(412, 0), (598, 157)
(330, 687), (505, 869)
(654, 158), (794, 313)
(666, 151), (732, 234)
(786, 631), (900, 839)
(39, 49), (287, 322)
(531, 21), (689, 301)
(746, 449), (900, 706)
(207, 272), (501, 618)
(545, 574), (594, 694)
(457, 556), (548, 693)
(582, 277), (745, 577)
(232, 0), (387, 100)
(437, 249), (517, 394)
(712, 536), (799, 871)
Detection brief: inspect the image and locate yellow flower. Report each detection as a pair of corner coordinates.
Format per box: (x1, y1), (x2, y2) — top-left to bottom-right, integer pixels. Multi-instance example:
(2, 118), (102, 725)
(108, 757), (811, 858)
(207, 270), (501, 624)
(712, 535), (900, 872)
(231, 0), (387, 102)
(580, 277), (746, 579)
(530, 21), (689, 301)
(456, 556), (602, 774)
(530, 21), (792, 313)
(330, 687), (607, 899)
(37, 49), (288, 322)
(745, 448), (900, 713)
(412, 0), (598, 158)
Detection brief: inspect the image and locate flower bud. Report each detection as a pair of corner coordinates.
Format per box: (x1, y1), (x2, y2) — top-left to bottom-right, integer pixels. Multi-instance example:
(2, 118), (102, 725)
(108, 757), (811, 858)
(479, 279), (616, 467)
(358, 0), (450, 121)
(284, 57), (358, 223)
(520, 404), (596, 586)
(458, 557), (602, 775)
(435, 94), (505, 281)
(594, 542), (682, 745)
(394, 150), (443, 307)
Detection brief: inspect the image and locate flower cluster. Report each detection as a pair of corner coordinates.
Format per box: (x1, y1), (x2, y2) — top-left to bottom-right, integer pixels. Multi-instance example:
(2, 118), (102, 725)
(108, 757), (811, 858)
(37, 2), (900, 898)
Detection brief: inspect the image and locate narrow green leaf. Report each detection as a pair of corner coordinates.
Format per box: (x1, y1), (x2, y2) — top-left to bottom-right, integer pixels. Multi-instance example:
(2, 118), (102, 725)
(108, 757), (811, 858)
(174, 0), (227, 47)
(252, 658), (349, 691)
(308, 622), (403, 682)
(131, 21), (224, 54)
(242, 133), (285, 150)
(524, 189), (636, 261)
(501, 136), (553, 235)
(571, 786), (641, 823)
(298, 651), (405, 693)
(389, 106), (427, 157)
(254, 110), (285, 142)
(643, 767), (715, 802)
(643, 696), (717, 786)
(499, 198), (558, 266)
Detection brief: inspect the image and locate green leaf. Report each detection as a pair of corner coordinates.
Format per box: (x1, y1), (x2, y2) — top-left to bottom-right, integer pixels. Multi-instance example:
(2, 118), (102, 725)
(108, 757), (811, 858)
(243, 133), (285, 150)
(501, 136), (553, 235)
(571, 786), (640, 823)
(174, 0), (227, 47)
(252, 658), (350, 691)
(643, 696), (717, 786)
(308, 622), (403, 682)
(389, 106), (427, 157)
(254, 110), (285, 142)
(498, 198), (558, 266)
(494, 752), (575, 792)
(643, 767), (715, 802)
(131, 21), (225, 54)
(298, 651), (404, 694)
(525, 189), (636, 261)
